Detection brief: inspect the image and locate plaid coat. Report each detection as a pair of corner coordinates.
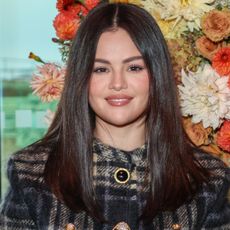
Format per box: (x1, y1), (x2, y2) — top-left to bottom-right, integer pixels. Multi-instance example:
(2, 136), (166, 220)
(0, 139), (229, 230)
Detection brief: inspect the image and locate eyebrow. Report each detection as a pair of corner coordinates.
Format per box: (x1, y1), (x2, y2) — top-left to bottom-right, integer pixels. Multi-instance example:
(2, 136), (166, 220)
(94, 56), (143, 64)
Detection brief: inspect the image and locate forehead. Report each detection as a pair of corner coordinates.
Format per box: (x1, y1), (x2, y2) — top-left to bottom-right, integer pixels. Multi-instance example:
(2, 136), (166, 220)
(95, 28), (141, 58)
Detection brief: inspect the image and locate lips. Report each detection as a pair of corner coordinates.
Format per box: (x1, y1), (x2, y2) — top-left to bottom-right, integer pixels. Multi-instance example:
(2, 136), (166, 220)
(105, 95), (133, 106)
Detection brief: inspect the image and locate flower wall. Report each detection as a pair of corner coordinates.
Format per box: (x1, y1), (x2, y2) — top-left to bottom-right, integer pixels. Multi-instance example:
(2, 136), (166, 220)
(29, 0), (230, 165)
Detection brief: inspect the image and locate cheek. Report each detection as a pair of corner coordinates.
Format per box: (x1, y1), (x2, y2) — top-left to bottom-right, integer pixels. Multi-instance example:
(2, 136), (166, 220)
(133, 75), (149, 96)
(89, 76), (107, 96)
(89, 78), (101, 98)
(88, 77), (106, 110)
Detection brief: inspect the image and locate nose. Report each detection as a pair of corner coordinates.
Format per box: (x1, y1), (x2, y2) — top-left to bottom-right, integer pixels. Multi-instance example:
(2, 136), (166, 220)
(108, 70), (128, 91)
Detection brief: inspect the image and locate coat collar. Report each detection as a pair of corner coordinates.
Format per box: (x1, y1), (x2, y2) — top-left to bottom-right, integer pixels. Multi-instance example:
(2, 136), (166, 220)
(92, 138), (147, 165)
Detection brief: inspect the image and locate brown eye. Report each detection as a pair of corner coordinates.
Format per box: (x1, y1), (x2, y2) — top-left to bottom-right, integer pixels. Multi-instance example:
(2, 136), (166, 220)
(128, 65), (144, 72)
(93, 67), (109, 73)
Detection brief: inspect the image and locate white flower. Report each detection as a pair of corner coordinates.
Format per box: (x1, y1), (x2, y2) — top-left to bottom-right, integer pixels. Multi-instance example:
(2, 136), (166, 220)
(178, 64), (230, 129)
(141, 0), (215, 34)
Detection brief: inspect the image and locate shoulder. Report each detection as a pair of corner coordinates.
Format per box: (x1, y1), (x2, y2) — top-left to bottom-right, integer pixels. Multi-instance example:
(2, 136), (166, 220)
(7, 143), (51, 187)
(193, 150), (230, 228)
(194, 150), (229, 195)
(193, 149), (229, 204)
(11, 142), (50, 161)
(194, 150), (229, 179)
(1, 143), (54, 229)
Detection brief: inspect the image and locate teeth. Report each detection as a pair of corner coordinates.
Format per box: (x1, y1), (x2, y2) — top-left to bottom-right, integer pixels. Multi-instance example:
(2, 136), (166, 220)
(109, 99), (127, 102)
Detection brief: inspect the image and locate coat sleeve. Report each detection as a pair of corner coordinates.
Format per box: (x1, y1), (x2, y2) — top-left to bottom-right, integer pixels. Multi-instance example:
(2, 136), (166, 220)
(200, 158), (230, 229)
(0, 157), (36, 229)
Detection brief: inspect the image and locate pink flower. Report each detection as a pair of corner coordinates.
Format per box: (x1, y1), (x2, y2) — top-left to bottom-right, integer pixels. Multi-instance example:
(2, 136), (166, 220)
(31, 63), (65, 102)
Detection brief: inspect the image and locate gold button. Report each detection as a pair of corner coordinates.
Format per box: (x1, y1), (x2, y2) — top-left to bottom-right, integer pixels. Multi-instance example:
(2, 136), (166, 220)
(65, 223), (76, 230)
(112, 221), (131, 230)
(114, 168), (130, 184)
(172, 224), (181, 230)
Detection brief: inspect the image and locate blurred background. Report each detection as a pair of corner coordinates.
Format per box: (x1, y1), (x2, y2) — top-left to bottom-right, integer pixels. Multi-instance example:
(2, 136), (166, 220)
(0, 0), (61, 198)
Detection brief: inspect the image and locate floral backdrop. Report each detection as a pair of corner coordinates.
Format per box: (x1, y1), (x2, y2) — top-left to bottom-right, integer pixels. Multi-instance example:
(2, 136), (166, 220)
(29, 0), (230, 166)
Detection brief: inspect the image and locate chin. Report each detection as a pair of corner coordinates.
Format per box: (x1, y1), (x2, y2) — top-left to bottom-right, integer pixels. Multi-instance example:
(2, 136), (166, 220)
(108, 121), (133, 127)
(104, 115), (144, 128)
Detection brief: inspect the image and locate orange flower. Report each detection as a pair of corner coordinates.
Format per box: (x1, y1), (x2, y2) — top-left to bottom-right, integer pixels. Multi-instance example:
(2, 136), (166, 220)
(183, 117), (212, 146)
(56, 0), (74, 12)
(56, 0), (99, 15)
(201, 9), (230, 42)
(84, 0), (100, 11)
(53, 11), (80, 40)
(67, 4), (89, 17)
(217, 120), (230, 152)
(195, 36), (222, 61)
(212, 47), (230, 76)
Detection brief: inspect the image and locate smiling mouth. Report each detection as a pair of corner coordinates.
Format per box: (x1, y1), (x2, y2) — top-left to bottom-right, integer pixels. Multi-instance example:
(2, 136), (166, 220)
(105, 95), (133, 106)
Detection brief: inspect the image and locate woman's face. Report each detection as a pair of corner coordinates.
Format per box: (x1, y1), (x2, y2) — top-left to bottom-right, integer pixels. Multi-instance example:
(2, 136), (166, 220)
(89, 28), (149, 128)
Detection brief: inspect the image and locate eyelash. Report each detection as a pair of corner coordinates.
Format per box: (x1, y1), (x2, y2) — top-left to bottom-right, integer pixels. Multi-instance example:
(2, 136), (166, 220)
(93, 67), (108, 73)
(92, 65), (145, 73)
(128, 65), (144, 72)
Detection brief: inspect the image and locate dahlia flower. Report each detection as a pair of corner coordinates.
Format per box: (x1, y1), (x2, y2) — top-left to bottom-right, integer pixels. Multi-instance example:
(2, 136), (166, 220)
(84, 0), (100, 11)
(178, 64), (230, 129)
(53, 11), (80, 40)
(56, 0), (74, 12)
(31, 64), (65, 102)
(212, 47), (230, 77)
(66, 4), (88, 17)
(141, 0), (215, 36)
(149, 10), (186, 38)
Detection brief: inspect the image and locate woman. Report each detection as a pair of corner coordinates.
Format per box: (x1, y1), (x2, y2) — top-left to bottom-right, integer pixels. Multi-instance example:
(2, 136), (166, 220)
(1, 3), (229, 230)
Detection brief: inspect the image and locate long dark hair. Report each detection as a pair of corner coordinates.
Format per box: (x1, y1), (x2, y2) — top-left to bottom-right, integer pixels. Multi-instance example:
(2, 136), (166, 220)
(42, 2), (209, 222)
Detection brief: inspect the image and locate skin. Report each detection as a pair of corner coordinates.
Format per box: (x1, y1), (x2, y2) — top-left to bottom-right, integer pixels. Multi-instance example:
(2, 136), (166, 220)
(89, 28), (150, 151)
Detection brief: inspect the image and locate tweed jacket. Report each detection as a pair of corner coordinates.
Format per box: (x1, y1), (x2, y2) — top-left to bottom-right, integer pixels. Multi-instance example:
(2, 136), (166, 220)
(0, 139), (229, 230)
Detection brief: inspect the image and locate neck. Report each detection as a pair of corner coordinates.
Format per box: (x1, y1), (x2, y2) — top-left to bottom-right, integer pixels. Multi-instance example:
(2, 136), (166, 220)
(94, 118), (146, 151)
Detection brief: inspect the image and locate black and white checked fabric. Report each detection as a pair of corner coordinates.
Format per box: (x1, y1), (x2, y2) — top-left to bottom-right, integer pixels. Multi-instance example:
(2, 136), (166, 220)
(0, 139), (229, 229)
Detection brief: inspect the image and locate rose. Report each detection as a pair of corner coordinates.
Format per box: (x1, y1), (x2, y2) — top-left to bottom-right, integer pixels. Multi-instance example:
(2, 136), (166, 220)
(195, 36), (223, 61)
(183, 117), (212, 147)
(201, 9), (230, 42)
